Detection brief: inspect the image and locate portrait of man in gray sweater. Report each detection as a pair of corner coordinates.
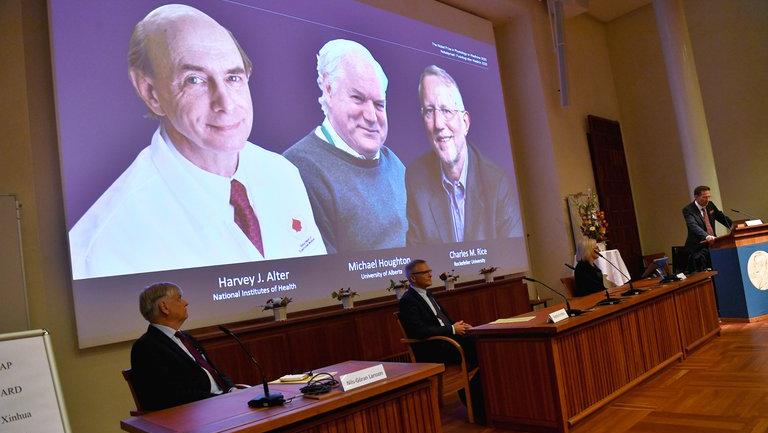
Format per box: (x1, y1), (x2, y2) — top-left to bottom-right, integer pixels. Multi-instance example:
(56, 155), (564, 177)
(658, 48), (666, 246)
(283, 39), (406, 254)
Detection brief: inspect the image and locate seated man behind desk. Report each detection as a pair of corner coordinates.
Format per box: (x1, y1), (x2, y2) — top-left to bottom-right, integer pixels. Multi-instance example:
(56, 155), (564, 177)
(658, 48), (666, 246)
(131, 283), (234, 411)
(574, 237), (606, 297)
(398, 259), (483, 421)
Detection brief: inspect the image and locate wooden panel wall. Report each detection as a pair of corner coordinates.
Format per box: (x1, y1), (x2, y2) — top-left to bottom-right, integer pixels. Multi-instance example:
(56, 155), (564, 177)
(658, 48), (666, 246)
(473, 274), (720, 433)
(196, 277), (530, 384)
(477, 338), (561, 431)
(555, 296), (682, 418)
(674, 279), (720, 353)
(291, 382), (441, 433)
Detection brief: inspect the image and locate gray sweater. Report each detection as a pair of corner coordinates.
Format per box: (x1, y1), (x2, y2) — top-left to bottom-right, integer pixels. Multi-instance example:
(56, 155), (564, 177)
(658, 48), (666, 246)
(283, 131), (407, 253)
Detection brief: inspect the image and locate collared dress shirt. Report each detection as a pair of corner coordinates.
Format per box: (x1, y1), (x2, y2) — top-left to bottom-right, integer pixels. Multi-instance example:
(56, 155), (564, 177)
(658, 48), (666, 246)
(151, 324), (223, 394)
(69, 128), (326, 279)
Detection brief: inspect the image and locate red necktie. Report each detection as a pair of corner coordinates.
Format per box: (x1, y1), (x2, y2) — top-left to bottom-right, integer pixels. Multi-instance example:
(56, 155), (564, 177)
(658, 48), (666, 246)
(175, 331), (228, 391)
(230, 179), (264, 256)
(702, 208), (714, 236)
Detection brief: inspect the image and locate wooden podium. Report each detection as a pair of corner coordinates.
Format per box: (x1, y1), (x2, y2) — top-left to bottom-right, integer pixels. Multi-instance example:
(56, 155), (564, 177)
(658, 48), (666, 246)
(710, 222), (768, 320)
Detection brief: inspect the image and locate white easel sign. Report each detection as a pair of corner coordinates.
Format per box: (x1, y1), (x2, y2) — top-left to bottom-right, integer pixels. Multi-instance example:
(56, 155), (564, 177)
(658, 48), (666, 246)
(0, 330), (71, 433)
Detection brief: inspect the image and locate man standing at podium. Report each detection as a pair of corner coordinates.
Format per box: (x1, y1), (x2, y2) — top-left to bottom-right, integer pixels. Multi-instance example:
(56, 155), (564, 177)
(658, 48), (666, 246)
(131, 283), (234, 411)
(683, 185), (732, 272)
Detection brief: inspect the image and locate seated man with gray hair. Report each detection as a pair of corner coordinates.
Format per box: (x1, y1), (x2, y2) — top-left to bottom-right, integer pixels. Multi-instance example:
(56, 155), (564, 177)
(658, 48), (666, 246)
(131, 282), (234, 411)
(283, 39), (406, 253)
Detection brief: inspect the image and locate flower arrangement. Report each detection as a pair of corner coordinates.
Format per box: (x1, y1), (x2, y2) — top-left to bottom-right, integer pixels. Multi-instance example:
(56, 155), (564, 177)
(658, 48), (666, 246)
(439, 270), (459, 290)
(439, 270), (459, 282)
(261, 297), (292, 311)
(479, 266), (498, 275)
(331, 287), (358, 299)
(332, 287), (358, 309)
(388, 279), (409, 299)
(387, 279), (409, 291)
(574, 190), (608, 243)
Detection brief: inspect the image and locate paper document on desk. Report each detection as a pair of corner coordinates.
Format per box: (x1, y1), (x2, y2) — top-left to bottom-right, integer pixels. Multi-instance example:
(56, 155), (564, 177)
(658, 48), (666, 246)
(492, 316), (535, 324)
(270, 372), (338, 384)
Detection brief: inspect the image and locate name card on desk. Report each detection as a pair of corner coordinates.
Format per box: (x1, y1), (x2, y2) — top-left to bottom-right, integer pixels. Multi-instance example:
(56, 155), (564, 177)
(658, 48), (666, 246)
(548, 309), (569, 323)
(339, 364), (387, 391)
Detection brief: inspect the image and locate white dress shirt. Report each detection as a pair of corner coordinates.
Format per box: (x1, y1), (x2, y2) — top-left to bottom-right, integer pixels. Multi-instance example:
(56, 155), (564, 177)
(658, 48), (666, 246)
(69, 128), (326, 279)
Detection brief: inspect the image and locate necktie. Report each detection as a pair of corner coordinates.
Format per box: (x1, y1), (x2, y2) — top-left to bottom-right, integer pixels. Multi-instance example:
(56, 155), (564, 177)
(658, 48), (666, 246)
(702, 208), (714, 236)
(175, 331), (227, 391)
(427, 294), (451, 327)
(230, 179), (264, 256)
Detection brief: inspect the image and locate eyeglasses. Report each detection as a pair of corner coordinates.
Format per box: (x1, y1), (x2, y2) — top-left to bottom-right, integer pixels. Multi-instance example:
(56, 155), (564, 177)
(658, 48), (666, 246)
(411, 269), (432, 275)
(420, 107), (466, 121)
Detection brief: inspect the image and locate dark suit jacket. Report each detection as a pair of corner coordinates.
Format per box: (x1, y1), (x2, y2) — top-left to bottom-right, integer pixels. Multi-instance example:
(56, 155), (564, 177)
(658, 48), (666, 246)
(683, 201), (732, 249)
(574, 260), (605, 297)
(130, 325), (233, 411)
(398, 287), (475, 368)
(398, 286), (455, 340)
(405, 144), (521, 245)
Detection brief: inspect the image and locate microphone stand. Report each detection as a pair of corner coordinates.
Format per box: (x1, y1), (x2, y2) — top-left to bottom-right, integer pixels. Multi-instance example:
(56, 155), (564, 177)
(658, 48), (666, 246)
(522, 277), (585, 317)
(731, 208), (761, 221)
(218, 325), (285, 408)
(595, 251), (643, 297)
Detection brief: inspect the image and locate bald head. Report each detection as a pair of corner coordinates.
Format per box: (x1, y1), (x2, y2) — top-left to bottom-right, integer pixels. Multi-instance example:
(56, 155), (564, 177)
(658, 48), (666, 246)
(126, 4), (255, 177)
(128, 4), (252, 79)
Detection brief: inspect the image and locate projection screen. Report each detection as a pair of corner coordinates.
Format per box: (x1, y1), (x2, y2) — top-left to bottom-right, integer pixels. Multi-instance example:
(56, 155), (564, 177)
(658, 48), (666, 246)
(49, 0), (528, 348)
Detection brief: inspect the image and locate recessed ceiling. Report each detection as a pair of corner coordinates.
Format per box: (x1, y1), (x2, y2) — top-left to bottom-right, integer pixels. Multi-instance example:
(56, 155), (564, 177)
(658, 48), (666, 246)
(437, 0), (652, 24)
(586, 0), (651, 22)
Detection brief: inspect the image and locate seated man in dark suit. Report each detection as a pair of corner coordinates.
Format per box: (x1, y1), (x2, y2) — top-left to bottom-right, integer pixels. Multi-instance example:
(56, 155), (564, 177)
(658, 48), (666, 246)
(682, 185), (732, 272)
(131, 282), (234, 411)
(398, 259), (483, 420)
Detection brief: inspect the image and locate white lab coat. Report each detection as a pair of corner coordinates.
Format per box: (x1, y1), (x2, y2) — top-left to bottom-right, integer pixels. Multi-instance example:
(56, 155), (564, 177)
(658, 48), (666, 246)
(69, 129), (325, 279)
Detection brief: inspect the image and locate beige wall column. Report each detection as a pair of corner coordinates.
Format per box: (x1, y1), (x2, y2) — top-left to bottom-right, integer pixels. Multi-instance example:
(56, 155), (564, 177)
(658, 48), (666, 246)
(653, 0), (721, 201)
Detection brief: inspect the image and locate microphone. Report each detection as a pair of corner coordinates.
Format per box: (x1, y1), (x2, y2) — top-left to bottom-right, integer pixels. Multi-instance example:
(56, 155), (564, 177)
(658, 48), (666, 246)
(595, 251), (642, 297)
(731, 208), (761, 221)
(218, 325), (285, 407)
(522, 276), (585, 317)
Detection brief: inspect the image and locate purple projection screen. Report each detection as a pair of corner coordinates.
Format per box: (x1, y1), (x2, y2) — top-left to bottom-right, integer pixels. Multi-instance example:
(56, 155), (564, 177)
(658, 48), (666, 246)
(49, 0), (528, 348)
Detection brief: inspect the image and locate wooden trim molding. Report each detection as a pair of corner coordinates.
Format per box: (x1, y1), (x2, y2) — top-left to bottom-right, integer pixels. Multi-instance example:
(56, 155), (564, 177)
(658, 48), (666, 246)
(470, 272), (720, 433)
(191, 276), (531, 384)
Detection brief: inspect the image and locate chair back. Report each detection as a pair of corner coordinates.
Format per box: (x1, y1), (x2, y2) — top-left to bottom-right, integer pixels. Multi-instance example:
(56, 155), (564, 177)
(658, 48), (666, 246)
(392, 312), (417, 362)
(391, 311), (478, 423)
(122, 368), (145, 416)
(560, 276), (576, 299)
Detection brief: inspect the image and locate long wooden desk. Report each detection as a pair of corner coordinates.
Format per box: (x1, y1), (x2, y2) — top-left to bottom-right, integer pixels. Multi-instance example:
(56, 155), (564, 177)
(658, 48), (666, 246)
(121, 360), (443, 433)
(193, 276), (530, 385)
(470, 272), (720, 433)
